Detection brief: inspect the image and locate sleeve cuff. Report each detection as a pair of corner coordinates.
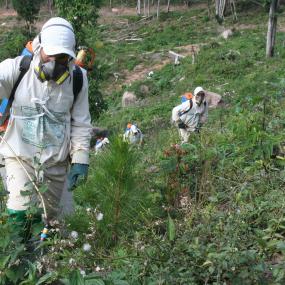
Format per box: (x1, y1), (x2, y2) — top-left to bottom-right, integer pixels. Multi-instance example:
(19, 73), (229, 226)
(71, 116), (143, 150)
(71, 150), (89, 165)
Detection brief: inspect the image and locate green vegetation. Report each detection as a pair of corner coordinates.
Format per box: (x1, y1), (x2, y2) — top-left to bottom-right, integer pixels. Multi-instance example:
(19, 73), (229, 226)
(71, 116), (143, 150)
(12, 0), (42, 34)
(1, 1), (285, 284)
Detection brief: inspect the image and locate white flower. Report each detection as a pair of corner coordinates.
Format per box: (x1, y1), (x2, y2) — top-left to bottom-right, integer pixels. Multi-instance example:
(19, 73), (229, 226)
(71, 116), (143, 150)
(96, 212), (103, 221)
(83, 243), (91, 252)
(69, 258), (76, 265)
(70, 231), (79, 240)
(148, 71), (154, 77)
(80, 269), (86, 277)
(95, 266), (101, 272)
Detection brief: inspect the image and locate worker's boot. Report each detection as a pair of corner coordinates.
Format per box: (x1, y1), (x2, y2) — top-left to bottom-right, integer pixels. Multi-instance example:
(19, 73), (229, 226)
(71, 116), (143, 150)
(7, 209), (29, 241)
(7, 209), (42, 243)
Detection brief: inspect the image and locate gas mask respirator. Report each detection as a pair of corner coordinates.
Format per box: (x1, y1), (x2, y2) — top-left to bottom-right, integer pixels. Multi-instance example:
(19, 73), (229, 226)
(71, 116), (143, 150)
(34, 60), (70, 85)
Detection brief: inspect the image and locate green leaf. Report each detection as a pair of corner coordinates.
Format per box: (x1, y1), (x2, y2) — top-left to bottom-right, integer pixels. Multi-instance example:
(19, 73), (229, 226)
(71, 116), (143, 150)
(85, 279), (105, 285)
(39, 185), (48, 194)
(113, 281), (129, 285)
(5, 268), (19, 283)
(167, 214), (176, 241)
(0, 255), (10, 270)
(84, 273), (103, 280)
(59, 279), (70, 285)
(20, 190), (34, 196)
(9, 244), (25, 265)
(36, 271), (57, 285)
(70, 270), (84, 285)
(0, 236), (10, 249)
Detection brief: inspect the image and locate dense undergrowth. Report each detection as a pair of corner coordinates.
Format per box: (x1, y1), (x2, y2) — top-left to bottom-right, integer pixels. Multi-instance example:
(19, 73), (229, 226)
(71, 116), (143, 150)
(1, 2), (285, 284)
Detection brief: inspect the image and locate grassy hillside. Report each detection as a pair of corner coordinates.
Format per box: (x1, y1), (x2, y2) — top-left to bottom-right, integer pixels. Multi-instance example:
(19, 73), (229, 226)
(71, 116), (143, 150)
(1, 3), (285, 285)
(80, 5), (285, 284)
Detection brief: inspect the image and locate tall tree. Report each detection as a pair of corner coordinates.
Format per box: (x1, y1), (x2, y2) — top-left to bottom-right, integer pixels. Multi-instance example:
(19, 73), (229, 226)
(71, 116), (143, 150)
(156, 0), (160, 18)
(167, 0), (171, 12)
(54, 0), (101, 44)
(12, 0), (42, 34)
(137, 0), (141, 15)
(266, 0), (279, 57)
(215, 0), (226, 23)
(47, 0), (53, 15)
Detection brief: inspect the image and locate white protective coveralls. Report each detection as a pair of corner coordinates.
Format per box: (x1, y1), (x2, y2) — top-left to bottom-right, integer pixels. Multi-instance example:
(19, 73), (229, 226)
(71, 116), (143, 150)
(95, 137), (110, 154)
(123, 124), (143, 145)
(0, 19), (92, 219)
(172, 95), (208, 143)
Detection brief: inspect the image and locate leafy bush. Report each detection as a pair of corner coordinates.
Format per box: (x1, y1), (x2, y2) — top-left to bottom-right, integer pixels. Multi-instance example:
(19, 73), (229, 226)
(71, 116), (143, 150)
(54, 0), (102, 44)
(12, 0), (42, 34)
(88, 76), (108, 121)
(0, 29), (28, 61)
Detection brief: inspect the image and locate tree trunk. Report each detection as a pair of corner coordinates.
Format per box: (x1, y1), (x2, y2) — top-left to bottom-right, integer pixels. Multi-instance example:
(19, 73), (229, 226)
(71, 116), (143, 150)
(137, 0), (141, 15)
(156, 0), (160, 18)
(229, 0), (237, 21)
(110, 0), (112, 9)
(147, 0), (150, 16)
(215, 0), (226, 20)
(144, 0), (146, 15)
(167, 0), (171, 12)
(47, 0), (53, 15)
(5, 0), (9, 9)
(207, 0), (211, 18)
(266, 0), (279, 57)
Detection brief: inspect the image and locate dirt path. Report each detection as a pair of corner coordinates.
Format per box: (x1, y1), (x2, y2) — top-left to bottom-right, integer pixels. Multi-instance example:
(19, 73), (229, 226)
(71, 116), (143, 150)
(0, 6), (50, 31)
(122, 44), (200, 86)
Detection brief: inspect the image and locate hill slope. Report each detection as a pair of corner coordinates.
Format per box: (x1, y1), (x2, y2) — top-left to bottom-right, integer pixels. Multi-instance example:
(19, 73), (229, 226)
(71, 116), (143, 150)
(79, 4), (285, 284)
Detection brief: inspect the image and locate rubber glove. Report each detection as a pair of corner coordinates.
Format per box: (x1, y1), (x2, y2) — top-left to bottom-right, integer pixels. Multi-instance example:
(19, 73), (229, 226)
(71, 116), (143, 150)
(178, 121), (187, 129)
(67, 163), (88, 191)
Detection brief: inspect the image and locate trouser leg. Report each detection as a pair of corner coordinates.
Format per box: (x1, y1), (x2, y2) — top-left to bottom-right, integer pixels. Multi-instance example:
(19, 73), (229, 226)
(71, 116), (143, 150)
(6, 157), (35, 211)
(5, 157), (41, 240)
(6, 157), (68, 225)
(42, 162), (69, 220)
(179, 129), (191, 144)
(59, 179), (74, 218)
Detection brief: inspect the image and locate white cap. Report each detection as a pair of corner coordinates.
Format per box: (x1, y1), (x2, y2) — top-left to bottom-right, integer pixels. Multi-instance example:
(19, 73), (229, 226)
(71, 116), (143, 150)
(194, 86), (205, 96)
(40, 17), (76, 58)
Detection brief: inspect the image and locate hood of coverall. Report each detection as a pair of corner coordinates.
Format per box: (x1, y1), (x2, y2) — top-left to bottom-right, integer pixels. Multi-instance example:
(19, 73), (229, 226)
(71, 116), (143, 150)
(194, 86), (205, 96)
(40, 17), (76, 59)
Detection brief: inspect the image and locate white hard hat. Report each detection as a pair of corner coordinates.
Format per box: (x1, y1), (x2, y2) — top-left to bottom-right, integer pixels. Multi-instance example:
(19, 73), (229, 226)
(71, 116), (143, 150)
(40, 17), (76, 58)
(194, 86), (205, 96)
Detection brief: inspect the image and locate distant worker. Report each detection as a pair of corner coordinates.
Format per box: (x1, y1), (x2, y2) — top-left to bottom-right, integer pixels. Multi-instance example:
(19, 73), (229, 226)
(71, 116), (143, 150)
(123, 123), (144, 145)
(95, 137), (110, 154)
(172, 87), (208, 144)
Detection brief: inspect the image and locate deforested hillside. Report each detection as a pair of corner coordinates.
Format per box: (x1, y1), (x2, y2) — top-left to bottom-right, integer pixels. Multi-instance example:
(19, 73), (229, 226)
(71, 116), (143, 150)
(0, 1), (285, 284)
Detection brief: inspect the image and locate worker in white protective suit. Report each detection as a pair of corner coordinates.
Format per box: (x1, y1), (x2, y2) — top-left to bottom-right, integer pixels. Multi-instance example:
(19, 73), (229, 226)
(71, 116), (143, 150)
(123, 123), (144, 145)
(172, 87), (208, 144)
(0, 17), (92, 237)
(95, 137), (110, 154)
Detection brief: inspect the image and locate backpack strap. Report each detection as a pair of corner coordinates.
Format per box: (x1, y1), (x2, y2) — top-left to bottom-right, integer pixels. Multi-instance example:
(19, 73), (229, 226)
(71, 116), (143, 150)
(9, 56), (32, 104)
(179, 98), (193, 117)
(72, 65), (83, 102)
(0, 56), (31, 124)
